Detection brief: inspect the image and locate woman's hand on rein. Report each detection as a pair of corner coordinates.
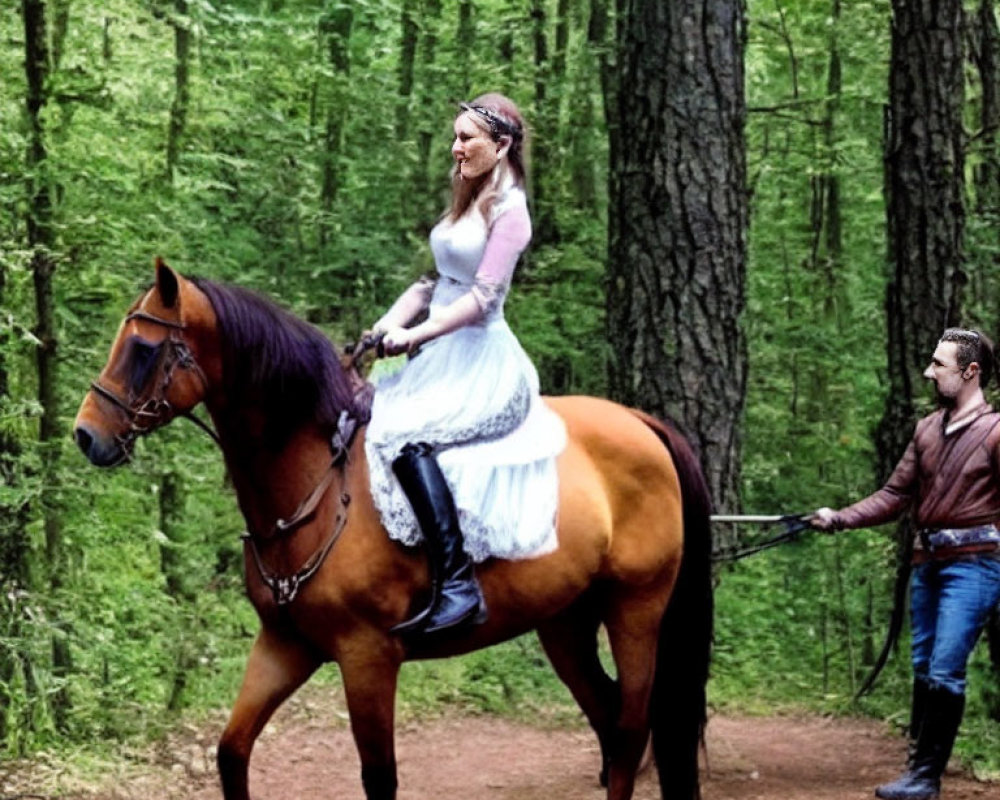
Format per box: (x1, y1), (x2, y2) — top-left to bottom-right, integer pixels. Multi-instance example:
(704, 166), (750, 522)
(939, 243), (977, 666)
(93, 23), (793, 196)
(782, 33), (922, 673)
(380, 326), (418, 357)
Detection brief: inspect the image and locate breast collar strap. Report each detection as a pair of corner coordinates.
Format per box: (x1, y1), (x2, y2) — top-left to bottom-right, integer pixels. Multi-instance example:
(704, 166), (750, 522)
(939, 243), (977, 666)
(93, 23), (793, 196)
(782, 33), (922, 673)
(241, 410), (363, 607)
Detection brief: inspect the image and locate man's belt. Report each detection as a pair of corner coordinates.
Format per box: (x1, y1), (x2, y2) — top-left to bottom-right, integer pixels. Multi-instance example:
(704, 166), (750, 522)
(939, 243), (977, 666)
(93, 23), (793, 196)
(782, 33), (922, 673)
(914, 524), (1000, 562)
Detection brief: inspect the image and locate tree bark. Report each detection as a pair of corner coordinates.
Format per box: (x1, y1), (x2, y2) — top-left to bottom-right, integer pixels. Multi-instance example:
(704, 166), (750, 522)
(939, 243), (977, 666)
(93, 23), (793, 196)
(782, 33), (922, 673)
(875, 0), (966, 481)
(24, 0), (72, 732)
(970, 0), (1000, 712)
(969, 0), (1000, 325)
(529, 0), (563, 245)
(165, 0), (190, 184)
(456, 0), (475, 98)
(396, 0), (418, 139)
(158, 471), (196, 712)
(414, 0), (442, 228)
(607, 0), (748, 519)
(318, 3), (353, 247)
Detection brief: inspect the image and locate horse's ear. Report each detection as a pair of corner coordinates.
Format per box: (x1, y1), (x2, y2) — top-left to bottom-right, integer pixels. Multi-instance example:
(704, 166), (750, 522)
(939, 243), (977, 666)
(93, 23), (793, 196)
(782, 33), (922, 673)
(155, 256), (180, 308)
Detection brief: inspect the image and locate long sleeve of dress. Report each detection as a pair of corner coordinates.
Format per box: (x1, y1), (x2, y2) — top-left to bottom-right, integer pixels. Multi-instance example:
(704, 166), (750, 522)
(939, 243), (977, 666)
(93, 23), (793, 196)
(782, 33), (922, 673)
(415, 201), (532, 340)
(833, 440), (918, 530)
(470, 200), (532, 316)
(374, 275), (436, 331)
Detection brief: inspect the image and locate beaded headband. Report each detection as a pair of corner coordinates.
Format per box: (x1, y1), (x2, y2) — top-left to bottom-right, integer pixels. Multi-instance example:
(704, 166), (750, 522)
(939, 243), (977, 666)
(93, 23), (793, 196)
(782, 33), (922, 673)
(459, 102), (522, 142)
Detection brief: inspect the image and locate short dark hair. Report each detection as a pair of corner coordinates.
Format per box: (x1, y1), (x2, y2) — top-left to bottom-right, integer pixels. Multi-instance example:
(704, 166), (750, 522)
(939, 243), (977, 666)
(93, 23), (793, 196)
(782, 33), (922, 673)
(940, 328), (995, 388)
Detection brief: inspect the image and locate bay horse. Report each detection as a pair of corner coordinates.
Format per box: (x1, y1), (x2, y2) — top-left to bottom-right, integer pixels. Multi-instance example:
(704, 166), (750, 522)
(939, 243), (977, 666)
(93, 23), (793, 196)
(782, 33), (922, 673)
(73, 260), (713, 800)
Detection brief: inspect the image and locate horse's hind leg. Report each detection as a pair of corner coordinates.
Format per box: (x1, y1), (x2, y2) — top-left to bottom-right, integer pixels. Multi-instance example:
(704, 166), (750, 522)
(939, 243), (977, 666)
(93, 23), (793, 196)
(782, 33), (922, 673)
(217, 627), (319, 800)
(537, 594), (619, 787)
(603, 591), (665, 800)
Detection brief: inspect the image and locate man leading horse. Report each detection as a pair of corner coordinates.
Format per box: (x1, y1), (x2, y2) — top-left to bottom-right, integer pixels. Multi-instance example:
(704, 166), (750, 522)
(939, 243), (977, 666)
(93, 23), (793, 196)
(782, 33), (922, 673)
(812, 328), (1000, 800)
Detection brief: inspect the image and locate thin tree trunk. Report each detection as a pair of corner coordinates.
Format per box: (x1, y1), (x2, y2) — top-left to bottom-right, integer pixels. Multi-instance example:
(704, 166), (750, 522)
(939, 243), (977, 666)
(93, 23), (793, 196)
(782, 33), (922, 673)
(24, 0), (71, 732)
(318, 3), (353, 248)
(970, 0), (1000, 326)
(971, 0), (1000, 712)
(165, 0), (190, 184)
(396, 0), (418, 139)
(607, 0), (748, 522)
(456, 0), (475, 98)
(158, 471), (195, 712)
(803, 0), (844, 424)
(414, 0), (442, 227)
(529, 0), (560, 245)
(0, 227), (32, 750)
(567, 1), (602, 212)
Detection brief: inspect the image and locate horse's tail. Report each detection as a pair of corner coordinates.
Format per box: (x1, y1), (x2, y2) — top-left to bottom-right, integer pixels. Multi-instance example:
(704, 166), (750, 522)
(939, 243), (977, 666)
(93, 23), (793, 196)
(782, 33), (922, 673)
(632, 410), (713, 800)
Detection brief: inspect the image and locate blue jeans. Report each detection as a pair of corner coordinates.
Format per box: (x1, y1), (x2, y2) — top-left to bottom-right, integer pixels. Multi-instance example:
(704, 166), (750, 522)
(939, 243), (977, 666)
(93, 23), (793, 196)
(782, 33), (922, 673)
(910, 556), (1000, 695)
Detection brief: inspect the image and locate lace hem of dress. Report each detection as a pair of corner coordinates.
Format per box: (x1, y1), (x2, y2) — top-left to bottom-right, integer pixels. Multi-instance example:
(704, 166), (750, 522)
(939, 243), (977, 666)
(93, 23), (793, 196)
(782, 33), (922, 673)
(365, 450), (559, 562)
(370, 372), (532, 456)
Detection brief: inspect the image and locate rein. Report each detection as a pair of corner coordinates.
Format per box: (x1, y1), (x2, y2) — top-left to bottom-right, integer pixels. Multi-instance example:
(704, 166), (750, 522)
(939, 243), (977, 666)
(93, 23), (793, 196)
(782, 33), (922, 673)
(710, 514), (813, 562)
(89, 310), (220, 451)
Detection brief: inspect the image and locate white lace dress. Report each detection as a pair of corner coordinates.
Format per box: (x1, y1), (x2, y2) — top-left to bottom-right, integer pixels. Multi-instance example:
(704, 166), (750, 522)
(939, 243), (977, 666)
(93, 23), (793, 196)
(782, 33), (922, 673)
(365, 187), (566, 563)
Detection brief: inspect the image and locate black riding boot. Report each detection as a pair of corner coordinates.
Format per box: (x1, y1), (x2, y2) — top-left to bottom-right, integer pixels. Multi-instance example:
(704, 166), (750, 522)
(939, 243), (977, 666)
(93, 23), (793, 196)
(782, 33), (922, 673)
(906, 678), (931, 768)
(875, 686), (964, 800)
(389, 442), (486, 636)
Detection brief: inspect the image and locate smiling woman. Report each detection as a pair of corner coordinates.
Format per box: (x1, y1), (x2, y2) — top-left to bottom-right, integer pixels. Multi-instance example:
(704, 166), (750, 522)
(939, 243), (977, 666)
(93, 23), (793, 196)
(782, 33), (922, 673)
(362, 93), (551, 638)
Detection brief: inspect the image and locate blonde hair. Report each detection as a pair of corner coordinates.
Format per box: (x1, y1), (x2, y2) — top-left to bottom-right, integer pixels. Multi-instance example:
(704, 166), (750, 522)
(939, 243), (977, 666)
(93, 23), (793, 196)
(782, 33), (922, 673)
(445, 93), (528, 223)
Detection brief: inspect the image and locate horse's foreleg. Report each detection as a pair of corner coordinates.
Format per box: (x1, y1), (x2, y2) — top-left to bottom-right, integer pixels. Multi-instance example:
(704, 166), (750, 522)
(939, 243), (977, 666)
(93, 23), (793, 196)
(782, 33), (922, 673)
(537, 601), (619, 787)
(340, 645), (402, 800)
(217, 627), (319, 800)
(603, 596), (663, 800)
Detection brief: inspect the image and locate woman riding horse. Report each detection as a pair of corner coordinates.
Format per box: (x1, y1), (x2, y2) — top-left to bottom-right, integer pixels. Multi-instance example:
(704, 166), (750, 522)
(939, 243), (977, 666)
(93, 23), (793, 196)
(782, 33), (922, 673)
(366, 93), (562, 636)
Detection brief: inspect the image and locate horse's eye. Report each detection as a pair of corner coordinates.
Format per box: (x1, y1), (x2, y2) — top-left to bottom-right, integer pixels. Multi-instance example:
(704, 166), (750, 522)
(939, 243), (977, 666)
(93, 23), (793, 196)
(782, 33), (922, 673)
(127, 338), (163, 394)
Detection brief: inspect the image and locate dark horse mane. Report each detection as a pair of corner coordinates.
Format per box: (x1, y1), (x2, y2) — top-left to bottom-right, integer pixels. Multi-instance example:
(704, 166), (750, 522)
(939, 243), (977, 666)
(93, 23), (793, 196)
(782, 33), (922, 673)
(190, 277), (362, 448)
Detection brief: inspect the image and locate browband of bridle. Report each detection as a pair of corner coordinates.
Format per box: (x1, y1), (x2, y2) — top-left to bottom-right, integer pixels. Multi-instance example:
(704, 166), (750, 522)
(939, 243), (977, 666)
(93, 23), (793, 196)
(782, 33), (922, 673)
(125, 310), (186, 329)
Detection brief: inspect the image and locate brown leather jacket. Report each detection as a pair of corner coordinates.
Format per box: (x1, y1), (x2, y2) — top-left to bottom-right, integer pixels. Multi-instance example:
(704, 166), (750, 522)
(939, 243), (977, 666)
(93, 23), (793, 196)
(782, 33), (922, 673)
(834, 403), (1000, 540)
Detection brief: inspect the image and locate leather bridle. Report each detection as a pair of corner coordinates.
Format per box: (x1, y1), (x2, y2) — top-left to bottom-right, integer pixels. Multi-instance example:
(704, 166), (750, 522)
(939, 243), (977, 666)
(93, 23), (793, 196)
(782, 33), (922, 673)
(89, 309), (219, 457)
(89, 307), (371, 606)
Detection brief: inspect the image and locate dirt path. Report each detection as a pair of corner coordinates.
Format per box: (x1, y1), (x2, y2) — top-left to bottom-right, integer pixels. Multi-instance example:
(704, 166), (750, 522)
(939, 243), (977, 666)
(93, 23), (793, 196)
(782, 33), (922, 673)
(8, 693), (997, 800)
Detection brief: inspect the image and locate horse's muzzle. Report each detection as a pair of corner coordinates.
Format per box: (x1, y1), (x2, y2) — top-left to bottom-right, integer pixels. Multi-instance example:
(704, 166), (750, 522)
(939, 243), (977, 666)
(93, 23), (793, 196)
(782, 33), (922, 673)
(74, 424), (128, 467)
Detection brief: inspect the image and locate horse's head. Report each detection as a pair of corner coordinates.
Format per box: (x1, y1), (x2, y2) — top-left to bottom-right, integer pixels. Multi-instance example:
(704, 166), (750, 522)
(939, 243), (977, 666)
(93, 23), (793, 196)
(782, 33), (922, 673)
(74, 258), (218, 466)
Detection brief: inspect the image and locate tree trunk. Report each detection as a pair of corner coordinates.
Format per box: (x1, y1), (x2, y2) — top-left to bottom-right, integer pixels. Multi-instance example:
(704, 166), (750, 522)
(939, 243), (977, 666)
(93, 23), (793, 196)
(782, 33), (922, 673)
(318, 3), (353, 248)
(414, 0), (443, 228)
(529, 0), (564, 246)
(165, 0), (191, 184)
(396, 0), (417, 139)
(0, 231), (32, 750)
(971, 0), (1000, 712)
(968, 0), (1000, 326)
(801, 0), (845, 426)
(875, 0), (966, 480)
(972, 0), (999, 216)
(456, 0), (475, 98)
(24, 0), (72, 732)
(158, 470), (196, 712)
(607, 0), (748, 521)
